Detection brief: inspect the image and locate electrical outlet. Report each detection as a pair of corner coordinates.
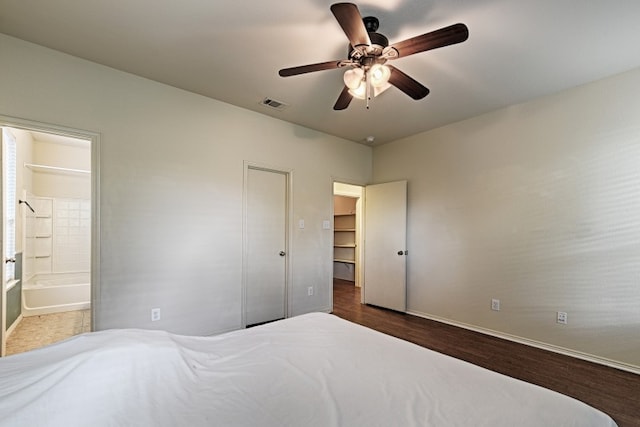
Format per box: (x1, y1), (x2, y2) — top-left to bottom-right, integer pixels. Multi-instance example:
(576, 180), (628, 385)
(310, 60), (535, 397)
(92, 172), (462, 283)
(151, 308), (161, 322)
(557, 311), (568, 324)
(491, 298), (500, 311)
(308, 286), (314, 296)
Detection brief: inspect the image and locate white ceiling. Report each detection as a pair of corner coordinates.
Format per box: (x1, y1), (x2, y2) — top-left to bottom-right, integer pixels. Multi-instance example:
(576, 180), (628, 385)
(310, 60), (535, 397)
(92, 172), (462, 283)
(1, 1), (640, 145)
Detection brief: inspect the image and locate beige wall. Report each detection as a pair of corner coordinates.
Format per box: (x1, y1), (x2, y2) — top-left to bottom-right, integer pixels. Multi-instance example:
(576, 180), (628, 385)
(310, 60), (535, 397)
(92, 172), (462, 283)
(4, 30), (638, 371)
(373, 67), (640, 370)
(0, 34), (372, 335)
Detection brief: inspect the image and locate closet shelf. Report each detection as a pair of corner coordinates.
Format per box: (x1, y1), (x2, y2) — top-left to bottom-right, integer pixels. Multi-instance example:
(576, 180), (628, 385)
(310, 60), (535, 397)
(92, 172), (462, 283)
(333, 195), (357, 282)
(24, 162), (90, 175)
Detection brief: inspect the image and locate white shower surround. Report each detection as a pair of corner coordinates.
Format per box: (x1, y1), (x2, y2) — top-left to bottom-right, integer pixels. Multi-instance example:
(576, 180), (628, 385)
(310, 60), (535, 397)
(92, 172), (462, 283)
(22, 196), (91, 316)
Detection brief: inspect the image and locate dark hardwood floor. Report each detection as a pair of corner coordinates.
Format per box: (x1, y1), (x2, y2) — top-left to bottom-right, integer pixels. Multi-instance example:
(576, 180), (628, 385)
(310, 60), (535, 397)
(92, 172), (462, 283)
(332, 279), (640, 427)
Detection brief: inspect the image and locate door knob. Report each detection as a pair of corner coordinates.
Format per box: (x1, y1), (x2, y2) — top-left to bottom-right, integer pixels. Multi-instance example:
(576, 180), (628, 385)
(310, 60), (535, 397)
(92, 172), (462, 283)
(397, 250), (407, 256)
(279, 251), (286, 256)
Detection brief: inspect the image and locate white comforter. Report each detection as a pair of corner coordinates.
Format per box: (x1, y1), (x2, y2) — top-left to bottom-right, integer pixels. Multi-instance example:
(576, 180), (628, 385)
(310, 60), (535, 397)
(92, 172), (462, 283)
(0, 312), (617, 426)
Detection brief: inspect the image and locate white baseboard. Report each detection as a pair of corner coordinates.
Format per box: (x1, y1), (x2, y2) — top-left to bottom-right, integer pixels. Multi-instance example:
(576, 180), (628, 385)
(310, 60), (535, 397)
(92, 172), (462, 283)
(407, 309), (640, 376)
(6, 313), (24, 338)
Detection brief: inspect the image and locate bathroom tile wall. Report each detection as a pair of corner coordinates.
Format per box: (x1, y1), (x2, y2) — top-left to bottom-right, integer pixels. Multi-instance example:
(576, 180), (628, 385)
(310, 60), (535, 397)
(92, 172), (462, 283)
(53, 198), (91, 273)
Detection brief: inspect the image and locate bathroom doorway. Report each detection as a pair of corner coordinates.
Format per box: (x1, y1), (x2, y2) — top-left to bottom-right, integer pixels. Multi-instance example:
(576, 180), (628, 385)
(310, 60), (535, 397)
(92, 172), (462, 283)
(0, 118), (98, 357)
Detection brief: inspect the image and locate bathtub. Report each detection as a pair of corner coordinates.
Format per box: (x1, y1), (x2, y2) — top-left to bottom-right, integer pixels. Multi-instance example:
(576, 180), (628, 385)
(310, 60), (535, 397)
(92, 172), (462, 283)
(22, 272), (91, 317)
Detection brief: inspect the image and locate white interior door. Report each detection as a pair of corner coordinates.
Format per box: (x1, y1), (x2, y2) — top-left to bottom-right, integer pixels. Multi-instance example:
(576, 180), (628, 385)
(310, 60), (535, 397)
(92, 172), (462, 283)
(363, 180), (407, 312)
(0, 129), (5, 356)
(245, 167), (287, 326)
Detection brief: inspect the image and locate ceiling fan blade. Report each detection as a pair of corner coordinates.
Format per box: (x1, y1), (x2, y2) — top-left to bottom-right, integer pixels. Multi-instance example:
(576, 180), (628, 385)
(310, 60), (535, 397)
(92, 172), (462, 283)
(333, 86), (353, 110)
(389, 23), (468, 58)
(330, 3), (371, 49)
(388, 65), (429, 100)
(279, 60), (342, 77)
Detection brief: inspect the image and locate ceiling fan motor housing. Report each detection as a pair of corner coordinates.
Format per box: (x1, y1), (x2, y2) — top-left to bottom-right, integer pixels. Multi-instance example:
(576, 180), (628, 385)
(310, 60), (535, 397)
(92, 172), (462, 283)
(363, 16), (379, 32)
(348, 17), (389, 60)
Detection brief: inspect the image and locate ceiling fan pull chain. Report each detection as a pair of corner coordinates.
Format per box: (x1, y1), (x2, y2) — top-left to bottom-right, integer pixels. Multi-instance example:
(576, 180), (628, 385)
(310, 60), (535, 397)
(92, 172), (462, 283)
(366, 71), (371, 109)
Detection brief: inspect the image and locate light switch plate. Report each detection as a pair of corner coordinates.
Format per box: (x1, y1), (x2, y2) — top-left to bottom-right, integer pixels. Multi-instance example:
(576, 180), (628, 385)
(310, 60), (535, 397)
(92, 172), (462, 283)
(322, 220), (331, 229)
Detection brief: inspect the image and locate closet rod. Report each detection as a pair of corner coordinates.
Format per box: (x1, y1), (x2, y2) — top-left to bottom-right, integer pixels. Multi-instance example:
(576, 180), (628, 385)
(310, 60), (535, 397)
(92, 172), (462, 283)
(24, 162), (90, 174)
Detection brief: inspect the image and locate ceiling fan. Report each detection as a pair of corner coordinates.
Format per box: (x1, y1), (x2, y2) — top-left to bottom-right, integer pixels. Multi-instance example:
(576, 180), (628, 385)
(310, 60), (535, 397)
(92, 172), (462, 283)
(279, 2), (469, 110)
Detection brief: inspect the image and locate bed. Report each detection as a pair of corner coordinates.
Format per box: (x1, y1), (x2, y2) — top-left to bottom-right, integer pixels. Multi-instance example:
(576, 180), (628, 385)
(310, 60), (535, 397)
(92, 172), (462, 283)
(0, 312), (617, 426)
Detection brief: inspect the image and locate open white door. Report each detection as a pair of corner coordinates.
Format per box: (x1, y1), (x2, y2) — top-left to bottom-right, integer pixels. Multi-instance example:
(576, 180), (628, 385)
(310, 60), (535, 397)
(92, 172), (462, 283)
(0, 129), (5, 356)
(363, 180), (407, 312)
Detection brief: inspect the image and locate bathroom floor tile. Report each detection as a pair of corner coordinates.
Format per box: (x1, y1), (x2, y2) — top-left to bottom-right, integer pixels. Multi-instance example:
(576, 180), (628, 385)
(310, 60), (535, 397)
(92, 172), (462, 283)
(5, 309), (91, 356)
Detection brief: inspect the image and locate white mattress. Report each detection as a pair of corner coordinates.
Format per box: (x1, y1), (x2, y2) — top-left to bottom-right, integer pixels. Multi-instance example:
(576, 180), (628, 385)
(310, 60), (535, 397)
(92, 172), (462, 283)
(0, 312), (617, 426)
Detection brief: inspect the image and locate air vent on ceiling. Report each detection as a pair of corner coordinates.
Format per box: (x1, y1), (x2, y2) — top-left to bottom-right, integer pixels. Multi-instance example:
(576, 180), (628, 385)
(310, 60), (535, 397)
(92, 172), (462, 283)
(260, 97), (289, 111)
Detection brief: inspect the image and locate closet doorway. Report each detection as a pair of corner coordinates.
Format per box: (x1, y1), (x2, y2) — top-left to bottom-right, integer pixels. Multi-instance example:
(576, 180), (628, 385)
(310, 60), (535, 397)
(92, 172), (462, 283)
(333, 182), (364, 293)
(0, 117), (98, 357)
(333, 180), (408, 313)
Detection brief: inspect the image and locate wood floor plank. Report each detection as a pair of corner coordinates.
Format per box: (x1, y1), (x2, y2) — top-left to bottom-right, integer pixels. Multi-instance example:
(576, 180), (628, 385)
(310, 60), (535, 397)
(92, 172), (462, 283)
(332, 279), (640, 427)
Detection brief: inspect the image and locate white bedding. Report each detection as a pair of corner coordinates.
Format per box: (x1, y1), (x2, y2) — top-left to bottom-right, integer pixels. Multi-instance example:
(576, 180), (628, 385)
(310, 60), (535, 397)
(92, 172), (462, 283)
(0, 312), (617, 426)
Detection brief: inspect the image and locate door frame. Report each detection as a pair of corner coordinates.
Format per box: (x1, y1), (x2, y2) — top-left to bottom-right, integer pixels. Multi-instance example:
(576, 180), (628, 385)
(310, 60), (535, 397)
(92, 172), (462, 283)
(0, 115), (100, 355)
(331, 178), (367, 308)
(242, 161), (293, 328)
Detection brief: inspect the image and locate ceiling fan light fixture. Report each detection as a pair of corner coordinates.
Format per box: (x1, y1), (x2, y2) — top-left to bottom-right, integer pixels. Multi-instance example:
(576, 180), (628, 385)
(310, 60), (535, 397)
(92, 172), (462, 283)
(347, 67), (391, 101)
(348, 81), (367, 99)
(343, 67), (365, 90)
(369, 64), (391, 88)
(373, 81), (391, 97)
